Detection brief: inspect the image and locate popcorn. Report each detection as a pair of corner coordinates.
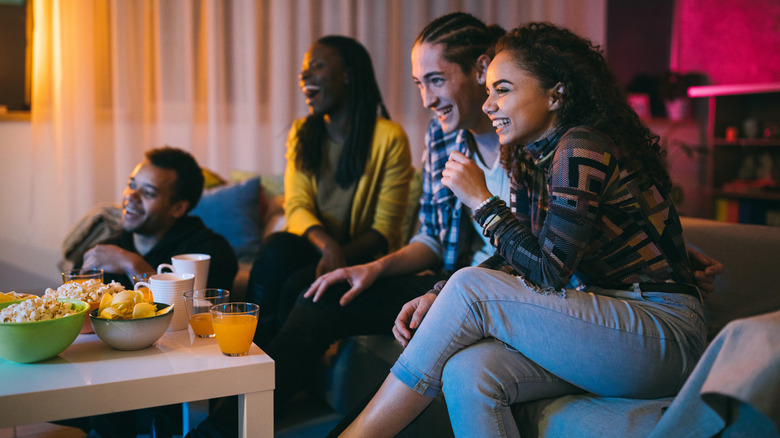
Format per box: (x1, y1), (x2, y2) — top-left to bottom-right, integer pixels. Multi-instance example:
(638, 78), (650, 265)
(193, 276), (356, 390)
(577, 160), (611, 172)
(0, 297), (79, 323)
(44, 279), (126, 304)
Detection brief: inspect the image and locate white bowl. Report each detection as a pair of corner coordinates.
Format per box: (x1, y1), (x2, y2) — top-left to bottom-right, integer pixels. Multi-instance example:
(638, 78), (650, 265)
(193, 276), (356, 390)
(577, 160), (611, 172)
(90, 303), (173, 350)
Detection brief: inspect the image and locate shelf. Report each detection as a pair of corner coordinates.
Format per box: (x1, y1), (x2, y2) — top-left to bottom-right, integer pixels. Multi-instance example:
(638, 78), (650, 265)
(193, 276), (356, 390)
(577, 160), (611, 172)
(689, 83), (780, 98)
(0, 110), (30, 122)
(713, 138), (780, 147)
(713, 190), (780, 202)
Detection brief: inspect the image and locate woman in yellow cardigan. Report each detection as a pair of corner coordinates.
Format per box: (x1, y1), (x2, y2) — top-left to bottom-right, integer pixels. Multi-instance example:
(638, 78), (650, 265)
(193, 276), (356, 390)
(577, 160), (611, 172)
(248, 35), (413, 349)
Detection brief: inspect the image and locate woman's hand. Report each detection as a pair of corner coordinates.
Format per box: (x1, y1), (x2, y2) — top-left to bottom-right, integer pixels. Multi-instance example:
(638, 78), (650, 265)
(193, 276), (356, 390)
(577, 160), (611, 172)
(392, 293), (437, 347)
(304, 225), (348, 277)
(441, 151), (493, 209)
(316, 245), (347, 278)
(304, 261), (383, 306)
(687, 246), (724, 296)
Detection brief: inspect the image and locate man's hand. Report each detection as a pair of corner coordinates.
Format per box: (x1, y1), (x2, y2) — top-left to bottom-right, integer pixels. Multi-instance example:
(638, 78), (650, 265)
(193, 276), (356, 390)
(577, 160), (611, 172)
(687, 246), (724, 296)
(82, 244), (153, 279)
(304, 262), (383, 306)
(392, 293), (437, 347)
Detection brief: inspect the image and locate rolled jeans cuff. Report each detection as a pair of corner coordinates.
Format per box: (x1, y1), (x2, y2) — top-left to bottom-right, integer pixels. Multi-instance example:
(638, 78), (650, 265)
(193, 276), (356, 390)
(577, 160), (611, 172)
(391, 355), (442, 398)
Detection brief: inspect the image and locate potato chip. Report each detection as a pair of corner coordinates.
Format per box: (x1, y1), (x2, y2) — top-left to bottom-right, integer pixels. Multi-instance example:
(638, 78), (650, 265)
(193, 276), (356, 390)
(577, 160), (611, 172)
(0, 291), (36, 303)
(99, 307), (122, 320)
(111, 290), (140, 314)
(98, 292), (113, 315)
(132, 302), (156, 319)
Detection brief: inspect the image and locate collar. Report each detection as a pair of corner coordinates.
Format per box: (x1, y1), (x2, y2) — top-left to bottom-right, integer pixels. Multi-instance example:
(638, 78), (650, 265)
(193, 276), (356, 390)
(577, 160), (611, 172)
(524, 129), (563, 168)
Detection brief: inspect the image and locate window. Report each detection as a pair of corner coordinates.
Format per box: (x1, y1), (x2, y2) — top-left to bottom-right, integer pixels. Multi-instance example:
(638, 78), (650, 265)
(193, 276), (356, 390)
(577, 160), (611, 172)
(0, 0), (30, 112)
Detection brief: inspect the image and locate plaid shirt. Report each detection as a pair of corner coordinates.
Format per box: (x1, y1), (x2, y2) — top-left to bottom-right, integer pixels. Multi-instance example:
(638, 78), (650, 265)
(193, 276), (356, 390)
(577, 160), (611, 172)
(409, 119), (474, 274)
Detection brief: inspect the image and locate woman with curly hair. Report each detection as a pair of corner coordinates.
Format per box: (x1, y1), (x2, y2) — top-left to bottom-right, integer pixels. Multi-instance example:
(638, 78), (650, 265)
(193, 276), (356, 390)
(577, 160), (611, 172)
(340, 23), (707, 437)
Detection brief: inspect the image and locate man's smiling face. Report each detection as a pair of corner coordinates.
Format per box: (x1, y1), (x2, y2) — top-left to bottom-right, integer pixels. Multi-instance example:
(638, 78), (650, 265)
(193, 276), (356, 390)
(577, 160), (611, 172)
(121, 162), (182, 237)
(411, 42), (487, 134)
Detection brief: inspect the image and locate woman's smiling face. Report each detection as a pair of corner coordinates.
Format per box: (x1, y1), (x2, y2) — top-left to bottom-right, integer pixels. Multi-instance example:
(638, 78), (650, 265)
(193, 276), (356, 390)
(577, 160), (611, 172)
(482, 50), (559, 146)
(299, 43), (349, 117)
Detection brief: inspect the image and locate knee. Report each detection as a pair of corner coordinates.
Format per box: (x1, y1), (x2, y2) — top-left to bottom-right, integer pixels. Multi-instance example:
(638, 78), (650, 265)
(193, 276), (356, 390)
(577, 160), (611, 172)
(442, 345), (504, 402)
(253, 232), (300, 265)
(249, 233), (302, 280)
(439, 266), (493, 301)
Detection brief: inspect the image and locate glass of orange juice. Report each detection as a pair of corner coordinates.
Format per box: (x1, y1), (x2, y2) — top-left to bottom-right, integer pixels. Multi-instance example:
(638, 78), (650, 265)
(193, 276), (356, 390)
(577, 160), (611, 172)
(210, 302), (259, 356)
(183, 289), (230, 338)
(132, 272), (156, 303)
(62, 268), (103, 284)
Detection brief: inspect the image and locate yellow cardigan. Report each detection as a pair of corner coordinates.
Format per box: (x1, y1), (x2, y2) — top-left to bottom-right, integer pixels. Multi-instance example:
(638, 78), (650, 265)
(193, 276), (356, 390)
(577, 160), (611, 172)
(283, 117), (413, 253)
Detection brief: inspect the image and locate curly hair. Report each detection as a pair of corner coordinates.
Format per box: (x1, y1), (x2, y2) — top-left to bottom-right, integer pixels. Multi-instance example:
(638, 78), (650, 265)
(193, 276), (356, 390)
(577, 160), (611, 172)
(494, 23), (672, 195)
(146, 146), (204, 212)
(415, 12), (506, 76)
(295, 35), (390, 188)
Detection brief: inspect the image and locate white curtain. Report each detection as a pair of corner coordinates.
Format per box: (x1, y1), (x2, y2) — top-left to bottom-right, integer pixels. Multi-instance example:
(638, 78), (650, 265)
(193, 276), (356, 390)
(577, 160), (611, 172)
(27, 0), (605, 249)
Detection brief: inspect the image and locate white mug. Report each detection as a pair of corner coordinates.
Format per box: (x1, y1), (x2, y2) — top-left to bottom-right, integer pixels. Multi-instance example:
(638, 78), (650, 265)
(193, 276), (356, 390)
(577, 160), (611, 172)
(135, 272), (194, 331)
(157, 253), (211, 292)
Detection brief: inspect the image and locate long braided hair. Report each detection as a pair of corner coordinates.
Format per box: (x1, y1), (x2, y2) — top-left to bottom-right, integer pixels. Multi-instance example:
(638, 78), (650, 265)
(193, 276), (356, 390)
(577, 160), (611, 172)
(295, 35), (389, 188)
(415, 12), (506, 76)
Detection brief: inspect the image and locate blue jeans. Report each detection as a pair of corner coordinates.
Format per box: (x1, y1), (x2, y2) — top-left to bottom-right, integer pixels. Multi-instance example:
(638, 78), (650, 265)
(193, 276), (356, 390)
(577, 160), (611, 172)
(391, 267), (707, 437)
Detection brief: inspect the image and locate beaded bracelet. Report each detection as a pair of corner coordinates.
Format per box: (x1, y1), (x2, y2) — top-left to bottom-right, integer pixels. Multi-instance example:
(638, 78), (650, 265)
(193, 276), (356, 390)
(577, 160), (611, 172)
(475, 195), (498, 212)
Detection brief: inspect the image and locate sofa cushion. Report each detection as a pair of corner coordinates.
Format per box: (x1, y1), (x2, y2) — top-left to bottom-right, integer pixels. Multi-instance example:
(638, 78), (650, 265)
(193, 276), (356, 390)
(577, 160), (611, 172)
(191, 176), (263, 262)
(514, 395), (672, 437)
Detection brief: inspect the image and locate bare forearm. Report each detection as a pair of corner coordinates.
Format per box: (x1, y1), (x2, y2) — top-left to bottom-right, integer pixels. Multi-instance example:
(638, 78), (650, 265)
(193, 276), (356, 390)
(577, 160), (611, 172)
(341, 229), (388, 264)
(304, 226), (339, 254)
(371, 241), (441, 278)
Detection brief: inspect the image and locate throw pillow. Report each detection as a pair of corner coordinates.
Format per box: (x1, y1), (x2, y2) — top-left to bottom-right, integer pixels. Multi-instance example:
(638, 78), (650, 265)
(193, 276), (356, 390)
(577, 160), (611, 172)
(202, 168), (228, 189)
(190, 176), (263, 262)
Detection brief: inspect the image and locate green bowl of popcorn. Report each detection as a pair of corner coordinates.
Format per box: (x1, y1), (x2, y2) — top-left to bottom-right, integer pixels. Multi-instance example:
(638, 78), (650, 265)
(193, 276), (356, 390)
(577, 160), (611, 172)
(0, 298), (89, 363)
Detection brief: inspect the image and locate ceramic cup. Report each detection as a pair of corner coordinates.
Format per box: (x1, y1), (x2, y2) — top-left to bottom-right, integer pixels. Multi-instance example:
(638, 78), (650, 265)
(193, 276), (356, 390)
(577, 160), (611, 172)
(135, 272), (194, 331)
(157, 254), (211, 292)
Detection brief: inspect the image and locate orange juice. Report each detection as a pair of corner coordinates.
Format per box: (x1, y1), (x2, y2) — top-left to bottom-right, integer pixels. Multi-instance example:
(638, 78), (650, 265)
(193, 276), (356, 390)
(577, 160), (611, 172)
(65, 279), (91, 285)
(212, 314), (258, 356)
(190, 313), (215, 337)
(136, 286), (154, 303)
(62, 269), (104, 284)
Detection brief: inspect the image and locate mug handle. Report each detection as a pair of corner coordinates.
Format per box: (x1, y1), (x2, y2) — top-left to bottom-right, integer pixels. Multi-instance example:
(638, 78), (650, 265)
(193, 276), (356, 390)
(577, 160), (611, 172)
(134, 281), (151, 291)
(157, 263), (174, 274)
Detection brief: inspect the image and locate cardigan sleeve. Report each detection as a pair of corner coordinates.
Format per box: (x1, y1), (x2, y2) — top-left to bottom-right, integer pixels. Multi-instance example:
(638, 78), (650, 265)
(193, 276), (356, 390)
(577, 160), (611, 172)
(283, 119), (322, 236)
(363, 119), (413, 252)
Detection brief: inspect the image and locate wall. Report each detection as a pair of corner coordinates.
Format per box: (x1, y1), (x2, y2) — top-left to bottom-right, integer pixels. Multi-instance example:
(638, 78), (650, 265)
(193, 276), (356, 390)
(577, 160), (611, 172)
(0, 119), (64, 292)
(676, 0), (780, 85)
(606, 0), (674, 89)
(0, 1), (607, 293)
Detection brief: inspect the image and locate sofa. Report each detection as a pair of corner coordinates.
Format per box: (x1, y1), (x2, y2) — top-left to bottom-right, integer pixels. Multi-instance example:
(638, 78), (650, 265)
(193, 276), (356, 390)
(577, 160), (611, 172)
(193, 173), (780, 436)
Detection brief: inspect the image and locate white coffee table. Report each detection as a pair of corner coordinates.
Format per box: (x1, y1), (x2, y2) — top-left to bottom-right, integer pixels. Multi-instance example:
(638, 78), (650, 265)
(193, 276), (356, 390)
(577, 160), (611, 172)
(0, 329), (274, 437)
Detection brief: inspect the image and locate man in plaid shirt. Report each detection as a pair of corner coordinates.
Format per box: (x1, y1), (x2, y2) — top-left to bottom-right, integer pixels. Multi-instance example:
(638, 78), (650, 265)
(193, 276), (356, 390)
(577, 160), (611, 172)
(266, 14), (508, 414)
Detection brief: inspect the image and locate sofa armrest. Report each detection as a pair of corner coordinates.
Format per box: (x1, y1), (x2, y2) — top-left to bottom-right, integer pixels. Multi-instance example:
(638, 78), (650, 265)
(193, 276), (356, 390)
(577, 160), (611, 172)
(680, 217), (780, 339)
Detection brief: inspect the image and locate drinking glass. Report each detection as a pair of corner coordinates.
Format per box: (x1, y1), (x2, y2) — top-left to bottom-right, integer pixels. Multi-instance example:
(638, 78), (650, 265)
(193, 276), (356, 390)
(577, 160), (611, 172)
(183, 289), (230, 338)
(210, 302), (259, 357)
(132, 272), (156, 302)
(62, 268), (103, 284)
